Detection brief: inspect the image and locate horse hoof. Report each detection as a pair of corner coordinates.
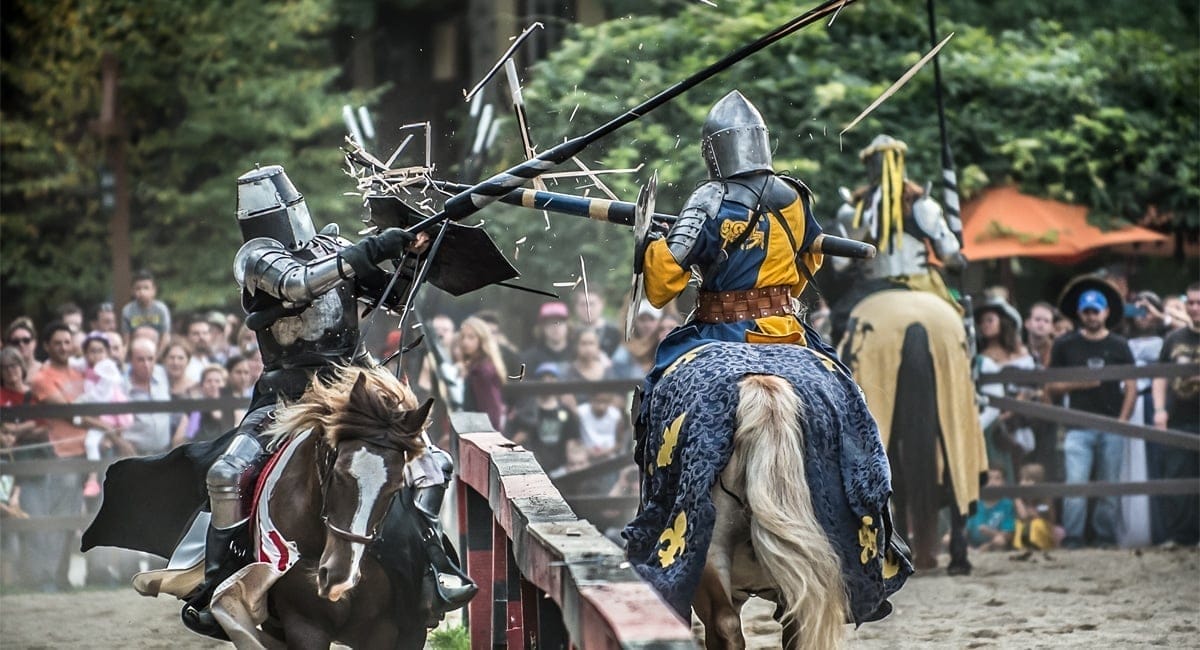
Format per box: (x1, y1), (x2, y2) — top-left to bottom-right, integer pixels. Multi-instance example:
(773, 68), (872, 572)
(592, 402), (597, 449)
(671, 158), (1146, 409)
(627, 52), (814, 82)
(946, 562), (971, 576)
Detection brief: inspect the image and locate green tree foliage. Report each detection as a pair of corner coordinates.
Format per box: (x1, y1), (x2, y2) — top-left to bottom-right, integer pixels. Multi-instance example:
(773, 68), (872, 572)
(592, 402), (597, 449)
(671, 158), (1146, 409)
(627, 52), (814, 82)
(475, 0), (1197, 298)
(0, 0), (373, 318)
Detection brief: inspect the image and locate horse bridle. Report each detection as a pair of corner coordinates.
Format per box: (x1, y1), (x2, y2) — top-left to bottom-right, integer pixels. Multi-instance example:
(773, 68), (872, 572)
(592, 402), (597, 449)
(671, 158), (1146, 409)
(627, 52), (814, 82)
(314, 433), (412, 545)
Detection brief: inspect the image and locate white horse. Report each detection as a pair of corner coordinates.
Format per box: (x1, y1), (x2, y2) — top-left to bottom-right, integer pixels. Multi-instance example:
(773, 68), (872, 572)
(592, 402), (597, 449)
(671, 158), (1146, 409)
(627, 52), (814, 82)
(626, 343), (910, 650)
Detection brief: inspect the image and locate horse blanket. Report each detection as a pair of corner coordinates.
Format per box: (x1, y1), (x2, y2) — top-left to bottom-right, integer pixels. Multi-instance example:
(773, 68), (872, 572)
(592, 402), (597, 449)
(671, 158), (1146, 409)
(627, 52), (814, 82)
(624, 342), (912, 625)
(841, 290), (987, 515)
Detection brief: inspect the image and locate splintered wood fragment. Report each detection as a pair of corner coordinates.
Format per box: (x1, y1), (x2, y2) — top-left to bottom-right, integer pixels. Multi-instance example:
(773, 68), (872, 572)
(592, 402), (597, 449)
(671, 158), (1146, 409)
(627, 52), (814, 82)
(569, 156), (620, 200)
(841, 32), (954, 137)
(580, 256), (592, 322)
(541, 166), (643, 180)
(463, 22), (544, 103)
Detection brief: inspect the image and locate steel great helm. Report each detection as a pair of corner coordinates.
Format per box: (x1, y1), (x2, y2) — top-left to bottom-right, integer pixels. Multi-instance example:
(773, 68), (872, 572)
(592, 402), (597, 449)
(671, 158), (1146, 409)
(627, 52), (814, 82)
(236, 165), (317, 249)
(700, 91), (773, 179)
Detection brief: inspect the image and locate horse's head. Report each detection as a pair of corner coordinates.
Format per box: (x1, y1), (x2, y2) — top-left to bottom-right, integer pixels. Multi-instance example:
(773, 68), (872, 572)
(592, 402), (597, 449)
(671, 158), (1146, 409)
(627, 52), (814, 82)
(276, 366), (432, 602)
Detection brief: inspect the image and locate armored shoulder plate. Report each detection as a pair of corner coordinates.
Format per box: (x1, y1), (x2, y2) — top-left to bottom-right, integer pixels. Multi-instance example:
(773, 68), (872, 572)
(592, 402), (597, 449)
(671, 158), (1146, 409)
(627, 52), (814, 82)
(667, 181), (726, 264)
(234, 237), (288, 291)
(911, 194), (963, 264)
(910, 194), (945, 239)
(773, 174), (812, 204)
(234, 236), (347, 305)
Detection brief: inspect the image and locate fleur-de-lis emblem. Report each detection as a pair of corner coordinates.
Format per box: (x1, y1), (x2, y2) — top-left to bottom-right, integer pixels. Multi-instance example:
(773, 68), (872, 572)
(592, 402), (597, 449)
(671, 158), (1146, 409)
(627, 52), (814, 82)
(858, 515), (878, 565)
(882, 547), (901, 579)
(656, 412), (685, 469)
(657, 511), (688, 568)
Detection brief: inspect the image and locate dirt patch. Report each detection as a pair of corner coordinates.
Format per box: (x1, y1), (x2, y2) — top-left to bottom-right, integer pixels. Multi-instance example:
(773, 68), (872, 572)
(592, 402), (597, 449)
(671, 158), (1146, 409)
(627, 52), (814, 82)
(733, 547), (1199, 648)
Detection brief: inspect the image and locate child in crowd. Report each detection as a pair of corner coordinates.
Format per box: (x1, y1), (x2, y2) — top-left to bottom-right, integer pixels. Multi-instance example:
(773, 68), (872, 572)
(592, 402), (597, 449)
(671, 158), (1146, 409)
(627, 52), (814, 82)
(1013, 462), (1063, 551)
(965, 467), (1016, 551)
(121, 269), (172, 347)
(180, 365), (229, 445)
(78, 347), (133, 497)
(576, 392), (627, 460)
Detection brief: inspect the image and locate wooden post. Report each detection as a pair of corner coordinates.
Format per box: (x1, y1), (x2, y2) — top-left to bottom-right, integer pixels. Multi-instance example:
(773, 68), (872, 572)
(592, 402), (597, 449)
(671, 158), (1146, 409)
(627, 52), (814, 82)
(98, 52), (132, 310)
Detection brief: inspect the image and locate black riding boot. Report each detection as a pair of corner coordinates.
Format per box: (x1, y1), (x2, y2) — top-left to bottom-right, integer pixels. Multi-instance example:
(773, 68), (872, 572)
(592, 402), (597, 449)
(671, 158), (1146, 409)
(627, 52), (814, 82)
(181, 521), (251, 641)
(414, 485), (478, 610)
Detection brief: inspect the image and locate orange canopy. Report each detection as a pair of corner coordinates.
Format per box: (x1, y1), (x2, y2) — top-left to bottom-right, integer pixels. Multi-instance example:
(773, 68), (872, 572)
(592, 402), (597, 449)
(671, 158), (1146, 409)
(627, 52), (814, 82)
(960, 186), (1168, 263)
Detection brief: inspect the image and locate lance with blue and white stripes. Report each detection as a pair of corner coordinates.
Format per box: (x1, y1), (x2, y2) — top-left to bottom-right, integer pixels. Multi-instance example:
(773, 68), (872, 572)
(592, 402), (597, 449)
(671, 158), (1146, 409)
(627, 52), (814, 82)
(431, 180), (675, 226)
(403, 0), (863, 237)
(430, 180), (877, 259)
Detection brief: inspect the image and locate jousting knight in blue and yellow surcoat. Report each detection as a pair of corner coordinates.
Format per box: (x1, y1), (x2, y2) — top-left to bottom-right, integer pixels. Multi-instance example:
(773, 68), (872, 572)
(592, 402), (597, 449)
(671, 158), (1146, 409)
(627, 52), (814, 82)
(639, 90), (842, 390)
(626, 91), (912, 623)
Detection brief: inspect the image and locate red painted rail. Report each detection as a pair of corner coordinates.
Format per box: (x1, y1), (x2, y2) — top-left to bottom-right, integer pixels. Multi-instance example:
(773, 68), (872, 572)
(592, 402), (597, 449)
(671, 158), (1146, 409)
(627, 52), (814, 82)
(450, 412), (696, 649)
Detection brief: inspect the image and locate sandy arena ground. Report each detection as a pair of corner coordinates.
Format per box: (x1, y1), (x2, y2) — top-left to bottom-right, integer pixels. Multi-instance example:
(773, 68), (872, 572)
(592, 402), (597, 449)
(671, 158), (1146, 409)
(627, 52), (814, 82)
(1, 547), (1197, 648)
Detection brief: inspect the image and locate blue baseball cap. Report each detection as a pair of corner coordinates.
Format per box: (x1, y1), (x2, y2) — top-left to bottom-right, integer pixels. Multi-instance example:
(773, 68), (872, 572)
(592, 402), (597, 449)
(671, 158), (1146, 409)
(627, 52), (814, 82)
(534, 362), (562, 379)
(1078, 289), (1108, 312)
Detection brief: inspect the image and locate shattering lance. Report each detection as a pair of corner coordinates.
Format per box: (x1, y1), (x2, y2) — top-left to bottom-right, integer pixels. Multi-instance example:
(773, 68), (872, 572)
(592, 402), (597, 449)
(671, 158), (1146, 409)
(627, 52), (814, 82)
(405, 0), (864, 236)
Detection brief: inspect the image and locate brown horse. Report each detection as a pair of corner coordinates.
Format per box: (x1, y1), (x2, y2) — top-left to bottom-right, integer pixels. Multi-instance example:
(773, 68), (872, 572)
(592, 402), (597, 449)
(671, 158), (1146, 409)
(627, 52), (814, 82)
(209, 366), (435, 649)
(840, 290), (986, 573)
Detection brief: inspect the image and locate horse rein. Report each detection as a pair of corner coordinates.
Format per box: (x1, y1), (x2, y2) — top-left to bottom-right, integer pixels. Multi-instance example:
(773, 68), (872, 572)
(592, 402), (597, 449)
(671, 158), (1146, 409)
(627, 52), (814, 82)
(314, 433), (410, 545)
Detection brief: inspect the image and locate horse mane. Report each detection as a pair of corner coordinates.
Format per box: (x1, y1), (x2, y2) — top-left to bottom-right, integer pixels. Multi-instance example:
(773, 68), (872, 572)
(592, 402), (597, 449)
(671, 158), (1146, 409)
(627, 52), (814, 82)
(265, 365), (426, 458)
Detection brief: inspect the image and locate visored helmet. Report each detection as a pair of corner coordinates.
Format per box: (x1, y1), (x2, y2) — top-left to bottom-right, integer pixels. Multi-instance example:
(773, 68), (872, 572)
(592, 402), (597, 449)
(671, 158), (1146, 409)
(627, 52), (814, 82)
(859, 134), (908, 186)
(236, 165), (317, 249)
(700, 91), (773, 179)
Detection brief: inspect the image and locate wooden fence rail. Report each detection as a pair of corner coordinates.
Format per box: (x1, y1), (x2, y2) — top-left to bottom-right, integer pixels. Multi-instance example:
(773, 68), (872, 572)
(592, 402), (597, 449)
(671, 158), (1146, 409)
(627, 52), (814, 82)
(450, 412), (695, 649)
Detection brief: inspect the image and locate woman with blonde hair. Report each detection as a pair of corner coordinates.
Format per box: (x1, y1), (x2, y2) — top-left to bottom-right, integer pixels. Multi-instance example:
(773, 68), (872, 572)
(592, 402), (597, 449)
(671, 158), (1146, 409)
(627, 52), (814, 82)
(456, 316), (507, 431)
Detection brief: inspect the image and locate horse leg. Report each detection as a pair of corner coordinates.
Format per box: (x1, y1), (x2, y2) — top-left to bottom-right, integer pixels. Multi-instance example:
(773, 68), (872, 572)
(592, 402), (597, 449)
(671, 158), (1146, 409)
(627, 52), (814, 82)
(269, 568), (337, 650)
(892, 324), (940, 571)
(694, 564), (746, 650)
(695, 470), (753, 650)
(887, 437), (917, 568)
(275, 606), (334, 650)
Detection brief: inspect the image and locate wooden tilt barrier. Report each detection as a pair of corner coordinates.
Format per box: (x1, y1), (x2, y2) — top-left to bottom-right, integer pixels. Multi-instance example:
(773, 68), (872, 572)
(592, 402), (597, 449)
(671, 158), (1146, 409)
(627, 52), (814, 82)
(450, 412), (696, 650)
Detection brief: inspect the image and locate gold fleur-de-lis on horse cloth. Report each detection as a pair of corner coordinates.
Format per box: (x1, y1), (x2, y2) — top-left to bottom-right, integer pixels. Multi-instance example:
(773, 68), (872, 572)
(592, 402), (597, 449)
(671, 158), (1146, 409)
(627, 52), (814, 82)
(657, 511), (688, 568)
(655, 412), (686, 471)
(857, 515), (879, 565)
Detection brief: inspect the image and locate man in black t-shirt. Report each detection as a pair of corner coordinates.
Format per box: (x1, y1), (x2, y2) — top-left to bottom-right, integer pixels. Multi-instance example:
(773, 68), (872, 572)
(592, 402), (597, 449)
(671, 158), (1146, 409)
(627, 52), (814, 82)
(1047, 277), (1137, 548)
(1149, 281), (1200, 545)
(506, 363), (581, 473)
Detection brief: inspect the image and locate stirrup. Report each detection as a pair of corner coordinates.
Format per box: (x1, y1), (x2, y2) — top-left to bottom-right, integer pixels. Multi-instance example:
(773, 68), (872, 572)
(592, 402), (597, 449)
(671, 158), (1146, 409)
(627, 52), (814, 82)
(181, 602), (231, 642)
(433, 568), (478, 609)
(426, 539), (477, 610)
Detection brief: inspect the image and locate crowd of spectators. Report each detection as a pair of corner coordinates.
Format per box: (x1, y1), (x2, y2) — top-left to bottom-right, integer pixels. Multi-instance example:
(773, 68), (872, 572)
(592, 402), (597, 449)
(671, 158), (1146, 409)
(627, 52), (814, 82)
(0, 271), (266, 591)
(962, 274), (1199, 554)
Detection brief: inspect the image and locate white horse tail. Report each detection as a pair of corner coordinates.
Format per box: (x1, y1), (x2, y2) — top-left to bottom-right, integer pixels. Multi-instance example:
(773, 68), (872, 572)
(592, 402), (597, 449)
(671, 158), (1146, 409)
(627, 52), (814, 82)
(734, 374), (847, 650)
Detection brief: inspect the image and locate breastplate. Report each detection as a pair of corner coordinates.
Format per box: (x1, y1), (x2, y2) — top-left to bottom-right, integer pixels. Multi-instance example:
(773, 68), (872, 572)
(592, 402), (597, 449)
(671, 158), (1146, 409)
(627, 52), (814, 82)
(861, 232), (931, 279)
(244, 236), (360, 371)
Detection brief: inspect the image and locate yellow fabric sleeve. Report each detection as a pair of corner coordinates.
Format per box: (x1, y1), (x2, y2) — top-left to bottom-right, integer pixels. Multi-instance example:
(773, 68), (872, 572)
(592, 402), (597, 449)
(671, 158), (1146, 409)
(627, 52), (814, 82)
(643, 238), (690, 308)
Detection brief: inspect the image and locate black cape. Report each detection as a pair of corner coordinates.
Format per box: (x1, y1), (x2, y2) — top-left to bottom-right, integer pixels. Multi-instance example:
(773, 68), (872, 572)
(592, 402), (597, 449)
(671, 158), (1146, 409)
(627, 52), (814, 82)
(81, 429), (237, 559)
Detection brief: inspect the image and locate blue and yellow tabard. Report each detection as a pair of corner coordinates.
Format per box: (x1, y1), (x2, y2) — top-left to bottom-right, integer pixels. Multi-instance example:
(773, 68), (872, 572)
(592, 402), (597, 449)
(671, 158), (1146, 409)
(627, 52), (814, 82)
(642, 177), (834, 381)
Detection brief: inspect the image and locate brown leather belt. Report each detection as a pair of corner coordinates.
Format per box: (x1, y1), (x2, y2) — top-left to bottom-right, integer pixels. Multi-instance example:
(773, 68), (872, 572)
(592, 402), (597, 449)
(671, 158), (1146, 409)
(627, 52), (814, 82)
(695, 285), (794, 324)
